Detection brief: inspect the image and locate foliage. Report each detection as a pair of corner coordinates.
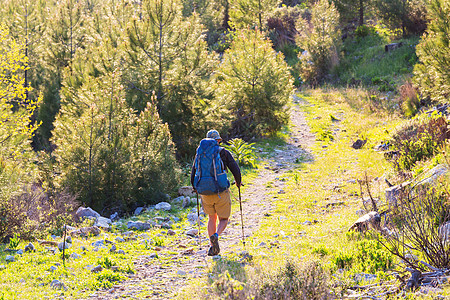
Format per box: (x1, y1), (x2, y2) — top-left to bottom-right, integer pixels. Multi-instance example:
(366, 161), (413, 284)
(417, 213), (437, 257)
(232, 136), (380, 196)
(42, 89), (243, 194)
(399, 81), (420, 117)
(267, 5), (303, 49)
(94, 269), (127, 289)
(52, 71), (181, 214)
(296, 0), (341, 85)
(0, 185), (78, 240)
(215, 28), (293, 139)
(375, 183), (450, 270)
(224, 138), (257, 168)
(374, 0), (427, 36)
(387, 114), (449, 171)
(257, 260), (330, 299)
(126, 3), (219, 156)
(355, 25), (377, 39)
(8, 234), (20, 249)
(413, 0), (450, 104)
(229, 0), (281, 29)
(333, 239), (393, 274)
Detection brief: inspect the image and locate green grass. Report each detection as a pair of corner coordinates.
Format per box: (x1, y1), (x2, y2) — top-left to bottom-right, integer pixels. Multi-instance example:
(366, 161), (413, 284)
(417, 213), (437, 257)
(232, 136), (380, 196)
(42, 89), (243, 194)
(333, 34), (420, 88)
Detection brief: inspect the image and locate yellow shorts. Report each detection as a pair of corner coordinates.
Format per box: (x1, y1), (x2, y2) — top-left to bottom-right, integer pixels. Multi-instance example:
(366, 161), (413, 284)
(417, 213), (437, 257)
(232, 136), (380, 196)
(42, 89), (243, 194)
(200, 189), (231, 219)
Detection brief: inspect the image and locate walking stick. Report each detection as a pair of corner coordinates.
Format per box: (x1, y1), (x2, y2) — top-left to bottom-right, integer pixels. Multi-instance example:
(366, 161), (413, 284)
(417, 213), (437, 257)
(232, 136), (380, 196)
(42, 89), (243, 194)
(196, 191), (201, 249)
(238, 185), (245, 248)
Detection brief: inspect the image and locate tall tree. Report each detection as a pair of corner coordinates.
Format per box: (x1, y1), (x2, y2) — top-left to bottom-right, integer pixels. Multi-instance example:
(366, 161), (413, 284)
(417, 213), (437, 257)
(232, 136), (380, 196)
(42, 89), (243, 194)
(215, 29), (294, 138)
(333, 0), (370, 26)
(127, 0), (218, 156)
(229, 0), (281, 29)
(35, 0), (89, 150)
(413, 0), (450, 104)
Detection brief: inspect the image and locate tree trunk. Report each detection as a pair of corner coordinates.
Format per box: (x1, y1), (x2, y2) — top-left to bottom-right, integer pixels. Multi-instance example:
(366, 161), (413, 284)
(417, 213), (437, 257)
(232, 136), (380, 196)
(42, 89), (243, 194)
(359, 0), (364, 26)
(222, 0), (230, 30)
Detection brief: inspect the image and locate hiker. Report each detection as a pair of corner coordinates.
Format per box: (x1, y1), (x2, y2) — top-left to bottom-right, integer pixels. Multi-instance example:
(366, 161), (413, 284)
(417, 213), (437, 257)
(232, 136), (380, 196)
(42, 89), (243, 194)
(191, 130), (242, 256)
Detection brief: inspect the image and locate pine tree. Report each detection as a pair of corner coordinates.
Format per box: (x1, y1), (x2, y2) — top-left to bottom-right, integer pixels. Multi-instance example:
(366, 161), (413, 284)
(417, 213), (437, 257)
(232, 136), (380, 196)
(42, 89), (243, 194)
(215, 29), (293, 137)
(35, 0), (89, 150)
(296, 0), (341, 84)
(413, 0), (449, 104)
(229, 0), (280, 29)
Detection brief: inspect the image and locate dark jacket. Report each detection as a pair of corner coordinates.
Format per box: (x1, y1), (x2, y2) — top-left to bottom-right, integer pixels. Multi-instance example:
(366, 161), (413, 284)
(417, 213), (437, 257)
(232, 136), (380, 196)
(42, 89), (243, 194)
(191, 148), (242, 187)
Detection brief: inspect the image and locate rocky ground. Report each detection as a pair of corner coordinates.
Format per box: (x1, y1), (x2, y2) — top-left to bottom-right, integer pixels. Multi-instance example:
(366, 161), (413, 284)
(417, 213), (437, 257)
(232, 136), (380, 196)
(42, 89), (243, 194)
(90, 97), (316, 299)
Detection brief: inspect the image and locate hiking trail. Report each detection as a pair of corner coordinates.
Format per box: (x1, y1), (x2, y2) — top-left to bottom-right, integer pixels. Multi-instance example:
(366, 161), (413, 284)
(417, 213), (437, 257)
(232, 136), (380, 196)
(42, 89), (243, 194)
(90, 95), (315, 299)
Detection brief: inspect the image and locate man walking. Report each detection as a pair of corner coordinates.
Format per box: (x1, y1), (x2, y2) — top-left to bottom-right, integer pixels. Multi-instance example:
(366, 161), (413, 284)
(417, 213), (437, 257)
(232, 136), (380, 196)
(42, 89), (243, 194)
(191, 130), (242, 256)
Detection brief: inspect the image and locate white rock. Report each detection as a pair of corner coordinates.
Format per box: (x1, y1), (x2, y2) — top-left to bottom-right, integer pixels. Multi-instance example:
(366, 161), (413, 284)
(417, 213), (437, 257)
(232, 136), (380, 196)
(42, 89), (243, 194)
(110, 212), (119, 221)
(49, 265), (58, 272)
(185, 228), (198, 237)
(115, 237), (125, 243)
(117, 250), (126, 255)
(155, 202), (171, 211)
(0, 265), (5, 270)
(127, 221), (151, 231)
(58, 242), (72, 251)
(70, 253), (82, 260)
(50, 279), (67, 290)
(16, 249), (23, 255)
(95, 216), (112, 230)
(134, 207), (145, 216)
(5, 255), (15, 262)
(177, 270), (186, 276)
(187, 213), (198, 222)
(76, 207), (100, 219)
(178, 186), (196, 197)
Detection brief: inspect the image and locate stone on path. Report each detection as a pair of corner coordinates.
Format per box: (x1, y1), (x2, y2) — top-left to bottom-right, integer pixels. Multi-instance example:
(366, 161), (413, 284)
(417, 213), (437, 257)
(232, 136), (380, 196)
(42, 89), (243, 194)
(58, 241), (72, 251)
(50, 279), (67, 290)
(155, 202), (171, 211)
(185, 228), (198, 237)
(134, 207), (144, 216)
(94, 216), (112, 230)
(5, 255), (15, 262)
(178, 186), (196, 197)
(127, 221), (151, 231)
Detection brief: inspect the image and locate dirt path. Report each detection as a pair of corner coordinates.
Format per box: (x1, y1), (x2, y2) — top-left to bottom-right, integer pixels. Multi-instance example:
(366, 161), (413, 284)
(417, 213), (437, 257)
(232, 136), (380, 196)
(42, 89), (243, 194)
(90, 96), (315, 299)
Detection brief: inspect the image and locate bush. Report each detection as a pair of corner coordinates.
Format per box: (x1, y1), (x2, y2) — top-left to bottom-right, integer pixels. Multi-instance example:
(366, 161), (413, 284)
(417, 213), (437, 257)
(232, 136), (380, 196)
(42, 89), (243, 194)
(355, 25), (376, 39)
(257, 260), (330, 299)
(215, 28), (294, 139)
(376, 183), (450, 270)
(223, 138), (257, 168)
(400, 81), (420, 117)
(0, 185), (78, 240)
(387, 114), (450, 170)
(333, 240), (393, 274)
(296, 0), (341, 85)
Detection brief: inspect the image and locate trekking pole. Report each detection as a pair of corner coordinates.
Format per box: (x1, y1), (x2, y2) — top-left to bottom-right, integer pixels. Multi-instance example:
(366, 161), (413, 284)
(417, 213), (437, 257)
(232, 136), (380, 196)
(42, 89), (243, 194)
(196, 191), (201, 249)
(238, 185), (245, 248)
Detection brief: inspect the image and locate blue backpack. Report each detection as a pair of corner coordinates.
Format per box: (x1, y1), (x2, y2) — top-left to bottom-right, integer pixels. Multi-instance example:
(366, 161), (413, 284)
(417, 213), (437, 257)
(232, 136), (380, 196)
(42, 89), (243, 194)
(193, 138), (230, 195)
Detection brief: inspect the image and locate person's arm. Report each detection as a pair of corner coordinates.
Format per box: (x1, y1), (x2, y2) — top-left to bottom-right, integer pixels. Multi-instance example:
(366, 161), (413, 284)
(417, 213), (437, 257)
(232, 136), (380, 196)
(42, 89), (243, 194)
(220, 149), (242, 186)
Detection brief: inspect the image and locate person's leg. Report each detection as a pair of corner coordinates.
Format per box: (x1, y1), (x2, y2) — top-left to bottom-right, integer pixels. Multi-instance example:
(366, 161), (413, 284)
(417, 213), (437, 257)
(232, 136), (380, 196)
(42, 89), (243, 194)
(208, 214), (217, 242)
(217, 218), (228, 236)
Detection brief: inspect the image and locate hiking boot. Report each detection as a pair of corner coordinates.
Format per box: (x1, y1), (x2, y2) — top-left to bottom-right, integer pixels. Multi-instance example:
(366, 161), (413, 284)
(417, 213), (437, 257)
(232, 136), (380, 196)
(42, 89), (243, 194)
(208, 234), (220, 256)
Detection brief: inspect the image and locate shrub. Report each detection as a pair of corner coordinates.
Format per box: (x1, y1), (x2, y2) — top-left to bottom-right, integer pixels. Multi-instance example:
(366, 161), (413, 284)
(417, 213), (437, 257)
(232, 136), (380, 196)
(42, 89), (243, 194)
(257, 260), (330, 299)
(0, 185), (78, 240)
(296, 0), (341, 85)
(355, 25), (376, 39)
(223, 138), (257, 168)
(375, 183), (450, 270)
(413, 0), (450, 104)
(333, 240), (394, 274)
(215, 28), (294, 139)
(400, 81), (420, 117)
(387, 114), (450, 170)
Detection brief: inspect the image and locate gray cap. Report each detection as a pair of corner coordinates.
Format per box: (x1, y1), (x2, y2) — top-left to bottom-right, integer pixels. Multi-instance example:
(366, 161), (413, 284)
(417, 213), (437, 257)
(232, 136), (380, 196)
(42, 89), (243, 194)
(206, 130), (221, 140)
